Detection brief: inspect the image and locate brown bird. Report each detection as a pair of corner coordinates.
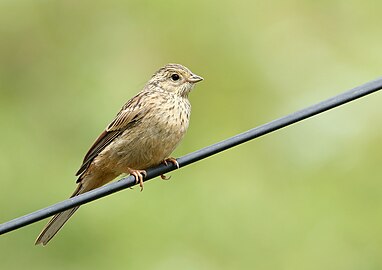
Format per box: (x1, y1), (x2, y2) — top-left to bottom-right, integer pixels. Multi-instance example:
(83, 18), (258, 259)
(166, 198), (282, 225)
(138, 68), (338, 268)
(35, 63), (203, 246)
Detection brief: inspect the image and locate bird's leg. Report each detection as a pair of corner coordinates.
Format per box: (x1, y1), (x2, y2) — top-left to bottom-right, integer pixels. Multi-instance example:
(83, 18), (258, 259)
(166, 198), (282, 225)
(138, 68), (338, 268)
(127, 168), (147, 191)
(160, 157), (180, 180)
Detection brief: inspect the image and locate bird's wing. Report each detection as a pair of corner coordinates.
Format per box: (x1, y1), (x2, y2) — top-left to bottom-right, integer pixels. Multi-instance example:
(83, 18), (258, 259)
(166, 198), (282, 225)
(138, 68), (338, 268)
(75, 91), (151, 179)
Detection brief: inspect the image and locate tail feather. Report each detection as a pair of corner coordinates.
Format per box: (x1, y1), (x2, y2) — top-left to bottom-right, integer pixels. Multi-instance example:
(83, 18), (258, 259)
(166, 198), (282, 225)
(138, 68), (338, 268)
(34, 206), (80, 246)
(35, 184), (84, 246)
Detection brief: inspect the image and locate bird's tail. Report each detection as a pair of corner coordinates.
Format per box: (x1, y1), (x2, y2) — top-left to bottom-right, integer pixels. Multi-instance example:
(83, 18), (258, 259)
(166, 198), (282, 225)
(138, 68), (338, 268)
(35, 184), (84, 246)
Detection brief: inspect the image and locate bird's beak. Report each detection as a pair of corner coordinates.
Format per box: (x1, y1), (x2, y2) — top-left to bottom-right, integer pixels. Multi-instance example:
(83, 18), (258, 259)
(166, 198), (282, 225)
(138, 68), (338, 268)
(188, 74), (204, 83)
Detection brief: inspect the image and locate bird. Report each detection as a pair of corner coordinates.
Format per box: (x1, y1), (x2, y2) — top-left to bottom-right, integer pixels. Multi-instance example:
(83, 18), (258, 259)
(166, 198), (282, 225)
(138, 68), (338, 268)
(35, 63), (203, 246)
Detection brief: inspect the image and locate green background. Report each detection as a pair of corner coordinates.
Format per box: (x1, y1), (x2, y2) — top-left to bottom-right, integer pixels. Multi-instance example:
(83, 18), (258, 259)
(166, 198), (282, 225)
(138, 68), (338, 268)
(1, 1), (382, 269)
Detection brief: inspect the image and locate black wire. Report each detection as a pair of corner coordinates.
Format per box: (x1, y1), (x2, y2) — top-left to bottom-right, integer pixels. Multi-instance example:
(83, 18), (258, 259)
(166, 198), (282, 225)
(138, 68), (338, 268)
(1, 77), (382, 235)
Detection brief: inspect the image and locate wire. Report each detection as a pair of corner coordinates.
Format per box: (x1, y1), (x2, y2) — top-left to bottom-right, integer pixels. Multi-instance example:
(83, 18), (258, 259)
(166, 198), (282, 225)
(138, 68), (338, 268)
(1, 77), (382, 235)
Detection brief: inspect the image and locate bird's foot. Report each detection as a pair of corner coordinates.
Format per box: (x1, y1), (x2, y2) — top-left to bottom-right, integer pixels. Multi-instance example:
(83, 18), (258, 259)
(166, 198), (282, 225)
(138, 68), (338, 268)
(127, 168), (147, 191)
(163, 157), (180, 168)
(160, 157), (179, 180)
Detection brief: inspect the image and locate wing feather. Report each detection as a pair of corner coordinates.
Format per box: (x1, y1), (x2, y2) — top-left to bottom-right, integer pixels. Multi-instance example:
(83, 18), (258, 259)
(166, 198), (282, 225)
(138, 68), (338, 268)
(75, 91), (150, 179)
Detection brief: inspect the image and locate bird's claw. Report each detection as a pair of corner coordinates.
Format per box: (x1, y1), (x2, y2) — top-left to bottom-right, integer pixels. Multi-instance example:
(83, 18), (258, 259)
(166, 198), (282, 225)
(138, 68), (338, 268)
(127, 168), (147, 191)
(160, 157), (179, 181)
(161, 174), (171, 180)
(163, 157), (180, 169)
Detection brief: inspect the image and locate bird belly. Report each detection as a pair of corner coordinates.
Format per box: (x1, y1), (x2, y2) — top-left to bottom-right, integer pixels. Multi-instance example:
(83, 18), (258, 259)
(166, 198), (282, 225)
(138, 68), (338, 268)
(101, 117), (188, 174)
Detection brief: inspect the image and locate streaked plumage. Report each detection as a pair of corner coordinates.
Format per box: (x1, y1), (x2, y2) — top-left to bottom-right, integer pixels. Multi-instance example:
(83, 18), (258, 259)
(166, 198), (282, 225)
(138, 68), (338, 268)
(35, 63), (203, 246)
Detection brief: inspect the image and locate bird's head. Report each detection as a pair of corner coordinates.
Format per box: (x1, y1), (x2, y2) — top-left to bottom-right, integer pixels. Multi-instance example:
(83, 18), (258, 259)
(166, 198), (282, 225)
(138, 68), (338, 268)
(148, 63), (203, 97)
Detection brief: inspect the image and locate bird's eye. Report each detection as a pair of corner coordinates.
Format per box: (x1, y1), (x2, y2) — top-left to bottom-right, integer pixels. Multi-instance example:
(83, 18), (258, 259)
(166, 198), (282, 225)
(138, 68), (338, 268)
(171, 73), (180, 81)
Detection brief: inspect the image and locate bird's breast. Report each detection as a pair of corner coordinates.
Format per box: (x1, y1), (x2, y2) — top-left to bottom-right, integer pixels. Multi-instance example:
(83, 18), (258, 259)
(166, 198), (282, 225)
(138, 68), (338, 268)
(112, 96), (191, 170)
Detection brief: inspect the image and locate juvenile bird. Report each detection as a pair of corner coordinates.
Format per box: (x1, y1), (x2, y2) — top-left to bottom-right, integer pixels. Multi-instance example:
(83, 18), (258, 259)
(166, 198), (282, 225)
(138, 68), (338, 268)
(35, 63), (203, 246)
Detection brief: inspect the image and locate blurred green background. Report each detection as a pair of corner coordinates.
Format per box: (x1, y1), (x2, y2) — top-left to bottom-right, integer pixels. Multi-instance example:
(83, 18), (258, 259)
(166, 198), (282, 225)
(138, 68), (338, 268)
(1, 1), (382, 269)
